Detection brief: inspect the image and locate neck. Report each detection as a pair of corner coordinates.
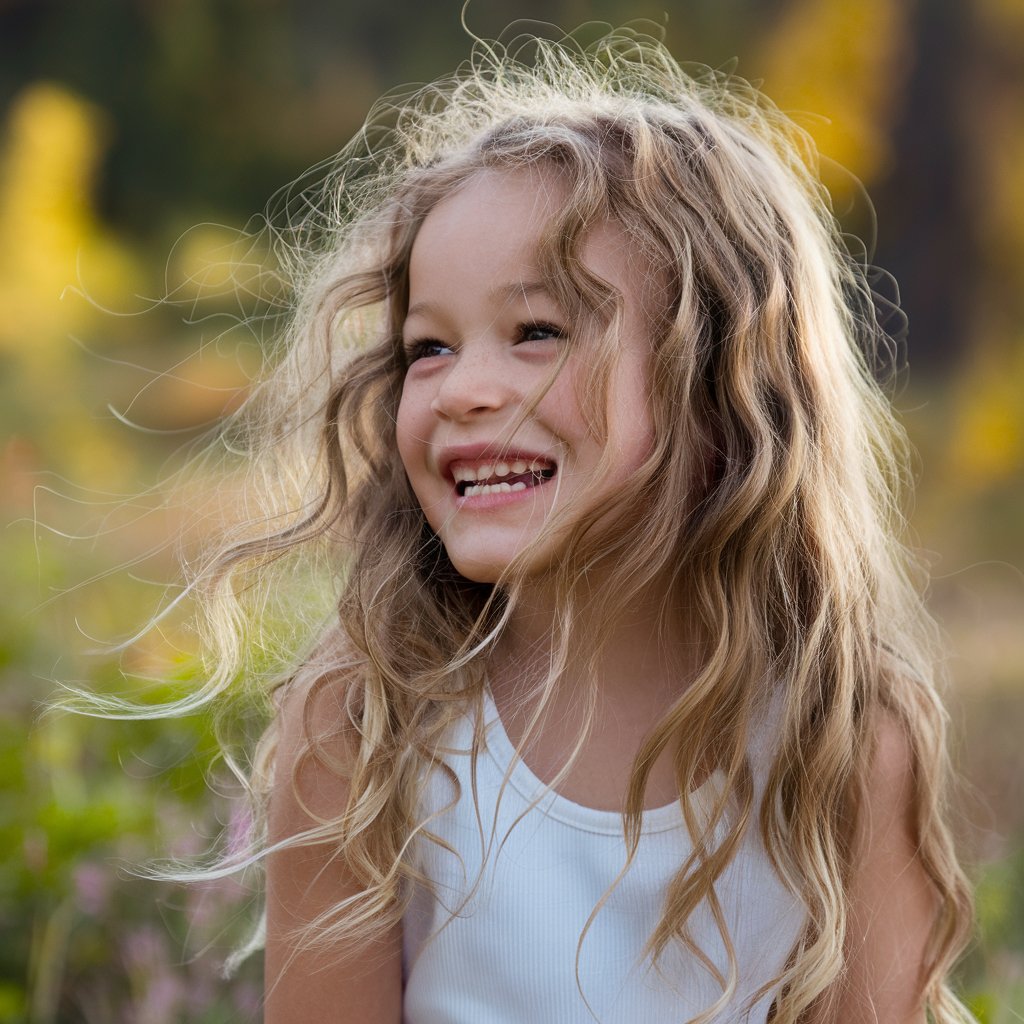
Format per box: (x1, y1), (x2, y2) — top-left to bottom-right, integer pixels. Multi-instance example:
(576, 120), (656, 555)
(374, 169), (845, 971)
(490, 565), (703, 710)
(484, 565), (708, 810)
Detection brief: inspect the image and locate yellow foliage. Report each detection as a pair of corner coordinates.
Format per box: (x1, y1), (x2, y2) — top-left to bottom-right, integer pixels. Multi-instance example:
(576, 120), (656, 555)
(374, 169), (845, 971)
(170, 224), (248, 298)
(947, 341), (1024, 489)
(758, 0), (910, 190)
(0, 83), (145, 487)
(0, 82), (136, 360)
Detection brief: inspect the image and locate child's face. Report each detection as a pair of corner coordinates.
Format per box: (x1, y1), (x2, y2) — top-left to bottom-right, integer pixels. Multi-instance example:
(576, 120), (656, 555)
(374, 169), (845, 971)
(396, 167), (657, 584)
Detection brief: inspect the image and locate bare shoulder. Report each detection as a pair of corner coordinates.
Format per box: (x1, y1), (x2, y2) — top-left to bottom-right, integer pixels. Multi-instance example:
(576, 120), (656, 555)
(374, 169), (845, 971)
(859, 707), (916, 832)
(809, 706), (934, 1024)
(270, 639), (359, 826)
(264, 634), (402, 1024)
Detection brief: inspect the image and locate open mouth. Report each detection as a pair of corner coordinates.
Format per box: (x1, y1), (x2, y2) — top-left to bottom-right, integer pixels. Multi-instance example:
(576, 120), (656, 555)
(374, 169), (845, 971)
(452, 458), (557, 498)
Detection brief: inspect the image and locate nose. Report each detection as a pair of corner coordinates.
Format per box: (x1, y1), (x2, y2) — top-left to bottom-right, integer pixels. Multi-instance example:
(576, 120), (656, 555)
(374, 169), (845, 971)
(430, 343), (513, 421)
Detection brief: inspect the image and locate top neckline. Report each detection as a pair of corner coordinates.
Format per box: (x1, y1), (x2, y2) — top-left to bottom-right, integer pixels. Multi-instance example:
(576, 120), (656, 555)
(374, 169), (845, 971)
(480, 689), (723, 837)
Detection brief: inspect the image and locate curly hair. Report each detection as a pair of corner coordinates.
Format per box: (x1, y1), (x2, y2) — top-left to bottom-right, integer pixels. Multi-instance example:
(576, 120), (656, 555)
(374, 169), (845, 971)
(93, 28), (974, 1023)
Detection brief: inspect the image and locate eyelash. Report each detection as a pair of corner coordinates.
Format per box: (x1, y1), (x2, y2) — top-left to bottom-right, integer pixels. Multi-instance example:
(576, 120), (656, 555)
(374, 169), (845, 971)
(516, 320), (565, 343)
(403, 321), (566, 362)
(403, 339), (450, 362)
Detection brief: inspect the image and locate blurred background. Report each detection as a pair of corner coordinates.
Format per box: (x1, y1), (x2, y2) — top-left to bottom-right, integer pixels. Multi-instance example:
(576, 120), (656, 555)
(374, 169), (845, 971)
(1, 1), (1022, 1021)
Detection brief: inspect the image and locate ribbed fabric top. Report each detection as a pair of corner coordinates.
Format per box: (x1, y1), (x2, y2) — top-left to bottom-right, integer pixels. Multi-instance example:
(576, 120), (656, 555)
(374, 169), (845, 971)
(402, 693), (806, 1023)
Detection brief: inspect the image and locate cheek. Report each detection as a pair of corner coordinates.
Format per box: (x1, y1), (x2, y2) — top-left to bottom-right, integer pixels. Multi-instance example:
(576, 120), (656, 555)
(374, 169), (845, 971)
(395, 384), (421, 470)
(615, 417), (656, 476)
(547, 373), (590, 435)
(395, 382), (447, 529)
(545, 354), (606, 447)
(608, 364), (657, 468)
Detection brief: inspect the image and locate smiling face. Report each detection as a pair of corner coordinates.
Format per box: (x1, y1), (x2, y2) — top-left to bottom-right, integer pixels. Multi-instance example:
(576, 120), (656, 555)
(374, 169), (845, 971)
(395, 167), (658, 584)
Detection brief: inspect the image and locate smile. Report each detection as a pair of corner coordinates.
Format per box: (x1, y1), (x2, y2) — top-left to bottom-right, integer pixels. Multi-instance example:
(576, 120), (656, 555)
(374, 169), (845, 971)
(451, 458), (556, 498)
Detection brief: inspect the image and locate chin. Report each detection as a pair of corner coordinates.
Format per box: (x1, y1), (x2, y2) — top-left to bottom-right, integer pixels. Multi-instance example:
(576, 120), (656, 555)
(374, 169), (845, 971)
(444, 543), (557, 587)
(446, 555), (508, 586)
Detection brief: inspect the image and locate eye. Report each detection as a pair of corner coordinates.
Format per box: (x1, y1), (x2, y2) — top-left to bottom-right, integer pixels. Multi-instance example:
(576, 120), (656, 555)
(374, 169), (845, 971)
(517, 321), (565, 343)
(404, 338), (453, 362)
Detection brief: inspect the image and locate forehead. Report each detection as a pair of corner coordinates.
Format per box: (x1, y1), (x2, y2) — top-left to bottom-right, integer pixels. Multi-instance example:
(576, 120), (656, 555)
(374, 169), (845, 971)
(408, 167), (563, 286)
(406, 167), (657, 310)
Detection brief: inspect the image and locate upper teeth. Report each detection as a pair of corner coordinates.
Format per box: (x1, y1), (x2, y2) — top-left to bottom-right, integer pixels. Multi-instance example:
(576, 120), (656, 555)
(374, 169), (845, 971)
(451, 459), (548, 484)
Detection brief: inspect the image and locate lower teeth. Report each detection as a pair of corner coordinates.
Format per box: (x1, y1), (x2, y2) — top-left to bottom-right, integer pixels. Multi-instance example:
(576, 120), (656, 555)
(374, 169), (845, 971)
(463, 480), (529, 497)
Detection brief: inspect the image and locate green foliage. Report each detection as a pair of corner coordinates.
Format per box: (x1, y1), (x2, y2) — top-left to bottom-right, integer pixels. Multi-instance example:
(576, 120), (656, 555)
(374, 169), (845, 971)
(957, 843), (1024, 1020)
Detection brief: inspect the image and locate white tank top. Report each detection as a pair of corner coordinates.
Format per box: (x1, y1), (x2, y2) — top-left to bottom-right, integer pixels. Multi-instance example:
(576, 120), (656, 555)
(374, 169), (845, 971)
(402, 693), (806, 1023)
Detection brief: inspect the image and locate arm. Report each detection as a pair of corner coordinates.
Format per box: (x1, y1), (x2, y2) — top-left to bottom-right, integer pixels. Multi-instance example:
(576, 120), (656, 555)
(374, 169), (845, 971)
(807, 713), (935, 1024)
(264, 666), (402, 1024)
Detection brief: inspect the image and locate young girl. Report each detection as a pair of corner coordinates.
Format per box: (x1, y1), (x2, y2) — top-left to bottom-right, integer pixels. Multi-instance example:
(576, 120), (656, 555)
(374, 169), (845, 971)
(154, 30), (974, 1024)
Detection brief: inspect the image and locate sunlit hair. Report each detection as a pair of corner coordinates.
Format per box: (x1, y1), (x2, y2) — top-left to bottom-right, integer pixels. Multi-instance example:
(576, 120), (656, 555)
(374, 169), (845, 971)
(89, 28), (974, 1022)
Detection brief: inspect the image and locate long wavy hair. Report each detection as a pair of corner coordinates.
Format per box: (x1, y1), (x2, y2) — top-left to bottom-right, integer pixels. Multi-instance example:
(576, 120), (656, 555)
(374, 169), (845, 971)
(91, 28), (974, 1023)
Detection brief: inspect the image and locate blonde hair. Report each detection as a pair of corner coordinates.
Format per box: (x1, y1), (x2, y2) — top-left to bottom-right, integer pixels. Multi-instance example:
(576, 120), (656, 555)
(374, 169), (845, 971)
(104, 28), (974, 1023)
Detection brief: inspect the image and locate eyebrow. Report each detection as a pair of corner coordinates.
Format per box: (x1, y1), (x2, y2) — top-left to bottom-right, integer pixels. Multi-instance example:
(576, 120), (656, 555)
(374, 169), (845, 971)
(404, 280), (555, 321)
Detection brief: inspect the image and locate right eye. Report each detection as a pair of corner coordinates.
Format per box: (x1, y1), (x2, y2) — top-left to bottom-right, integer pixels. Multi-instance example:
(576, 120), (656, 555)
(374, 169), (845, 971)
(404, 339), (453, 362)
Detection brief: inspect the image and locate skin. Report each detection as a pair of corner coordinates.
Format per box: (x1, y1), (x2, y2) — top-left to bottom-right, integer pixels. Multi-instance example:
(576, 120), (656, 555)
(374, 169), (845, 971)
(264, 167), (935, 1022)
